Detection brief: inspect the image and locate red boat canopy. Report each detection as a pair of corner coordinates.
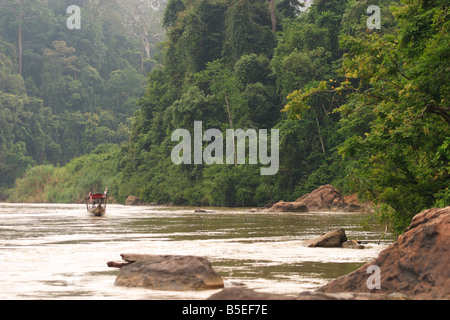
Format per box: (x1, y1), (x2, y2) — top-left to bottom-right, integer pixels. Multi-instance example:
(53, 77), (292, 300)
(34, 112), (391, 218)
(90, 194), (105, 199)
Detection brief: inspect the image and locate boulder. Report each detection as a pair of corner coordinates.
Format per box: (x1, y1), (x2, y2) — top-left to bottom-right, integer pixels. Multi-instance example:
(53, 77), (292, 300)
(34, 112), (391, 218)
(343, 203), (362, 212)
(297, 291), (408, 300)
(264, 201), (309, 213)
(344, 194), (375, 213)
(317, 207), (450, 300)
(296, 185), (347, 211)
(303, 228), (347, 248)
(206, 287), (408, 300)
(125, 195), (140, 206)
(207, 287), (298, 300)
(342, 240), (365, 249)
(111, 254), (224, 291)
(264, 202), (278, 209)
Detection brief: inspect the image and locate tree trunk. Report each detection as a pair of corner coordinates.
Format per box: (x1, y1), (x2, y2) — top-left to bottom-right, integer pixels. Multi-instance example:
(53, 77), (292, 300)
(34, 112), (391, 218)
(18, 2), (23, 76)
(142, 33), (150, 60)
(119, 1), (151, 74)
(225, 94), (237, 167)
(270, 0), (276, 35)
(315, 116), (326, 155)
(140, 32), (150, 74)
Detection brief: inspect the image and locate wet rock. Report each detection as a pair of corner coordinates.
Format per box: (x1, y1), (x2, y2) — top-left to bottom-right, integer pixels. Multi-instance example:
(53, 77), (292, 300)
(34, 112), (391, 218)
(297, 291), (409, 300)
(264, 201), (309, 213)
(342, 240), (365, 249)
(207, 287), (298, 300)
(112, 254), (224, 291)
(206, 287), (409, 300)
(317, 207), (450, 300)
(344, 194), (375, 213)
(295, 185), (347, 211)
(303, 228), (347, 248)
(264, 202), (277, 209)
(343, 203), (362, 212)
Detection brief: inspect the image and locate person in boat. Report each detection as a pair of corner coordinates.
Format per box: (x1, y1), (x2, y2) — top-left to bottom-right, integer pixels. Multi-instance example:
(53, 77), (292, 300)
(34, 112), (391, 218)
(92, 201), (97, 208)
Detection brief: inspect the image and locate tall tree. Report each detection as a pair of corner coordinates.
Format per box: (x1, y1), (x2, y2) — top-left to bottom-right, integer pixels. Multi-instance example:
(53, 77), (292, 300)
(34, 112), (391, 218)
(1, 0), (39, 76)
(118, 0), (166, 73)
(270, 0), (276, 35)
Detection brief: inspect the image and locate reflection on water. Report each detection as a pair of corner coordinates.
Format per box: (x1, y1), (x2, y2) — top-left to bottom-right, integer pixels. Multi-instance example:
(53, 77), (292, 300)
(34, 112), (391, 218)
(0, 203), (392, 300)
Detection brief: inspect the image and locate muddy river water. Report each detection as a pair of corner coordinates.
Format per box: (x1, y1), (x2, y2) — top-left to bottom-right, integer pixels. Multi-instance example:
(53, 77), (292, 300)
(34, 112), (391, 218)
(0, 203), (392, 300)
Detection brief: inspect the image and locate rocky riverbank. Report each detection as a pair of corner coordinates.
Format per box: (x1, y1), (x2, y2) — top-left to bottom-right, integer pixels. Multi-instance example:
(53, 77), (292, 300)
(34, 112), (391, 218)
(115, 192), (449, 300)
(125, 184), (375, 214)
(210, 206), (450, 300)
(264, 184), (374, 213)
(316, 206), (450, 299)
(107, 206), (449, 300)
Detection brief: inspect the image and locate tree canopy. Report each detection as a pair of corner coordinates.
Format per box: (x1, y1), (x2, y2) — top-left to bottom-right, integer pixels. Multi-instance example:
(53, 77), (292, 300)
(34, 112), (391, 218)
(5, 0), (449, 234)
(0, 0), (166, 191)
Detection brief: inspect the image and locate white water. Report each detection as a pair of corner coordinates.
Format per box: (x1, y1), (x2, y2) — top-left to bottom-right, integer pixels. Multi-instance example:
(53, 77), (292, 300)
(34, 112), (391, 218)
(0, 203), (391, 300)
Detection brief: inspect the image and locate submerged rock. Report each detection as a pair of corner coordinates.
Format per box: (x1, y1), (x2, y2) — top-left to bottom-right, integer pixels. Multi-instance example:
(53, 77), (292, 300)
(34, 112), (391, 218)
(111, 254), (224, 291)
(317, 206), (450, 300)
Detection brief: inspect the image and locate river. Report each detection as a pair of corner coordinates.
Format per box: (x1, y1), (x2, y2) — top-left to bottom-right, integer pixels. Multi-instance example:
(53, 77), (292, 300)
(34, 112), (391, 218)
(0, 203), (392, 300)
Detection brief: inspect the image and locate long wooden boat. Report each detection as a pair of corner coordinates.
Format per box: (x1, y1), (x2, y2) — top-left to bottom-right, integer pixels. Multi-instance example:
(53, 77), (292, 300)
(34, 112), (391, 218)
(86, 189), (108, 217)
(89, 204), (106, 217)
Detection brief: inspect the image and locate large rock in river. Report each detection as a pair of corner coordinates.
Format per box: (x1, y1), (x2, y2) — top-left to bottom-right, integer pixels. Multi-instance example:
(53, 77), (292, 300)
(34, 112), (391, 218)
(296, 184), (347, 211)
(264, 201), (309, 213)
(111, 254), (224, 291)
(317, 206), (450, 299)
(303, 228), (348, 248)
(207, 287), (408, 300)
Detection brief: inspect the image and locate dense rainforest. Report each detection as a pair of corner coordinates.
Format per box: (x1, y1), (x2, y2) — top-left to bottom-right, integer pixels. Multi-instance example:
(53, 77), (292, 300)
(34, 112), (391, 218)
(0, 0), (165, 191)
(2, 0), (449, 234)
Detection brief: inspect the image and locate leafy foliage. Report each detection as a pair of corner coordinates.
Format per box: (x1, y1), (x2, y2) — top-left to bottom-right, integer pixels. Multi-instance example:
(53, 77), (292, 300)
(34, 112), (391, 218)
(284, 0), (449, 233)
(0, 0), (165, 192)
(6, 0), (449, 236)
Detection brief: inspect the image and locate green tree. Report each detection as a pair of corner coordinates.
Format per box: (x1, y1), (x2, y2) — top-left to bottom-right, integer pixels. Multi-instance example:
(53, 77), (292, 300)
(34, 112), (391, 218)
(163, 0), (187, 28)
(105, 67), (147, 112)
(284, 0), (450, 233)
(223, 0), (276, 65)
